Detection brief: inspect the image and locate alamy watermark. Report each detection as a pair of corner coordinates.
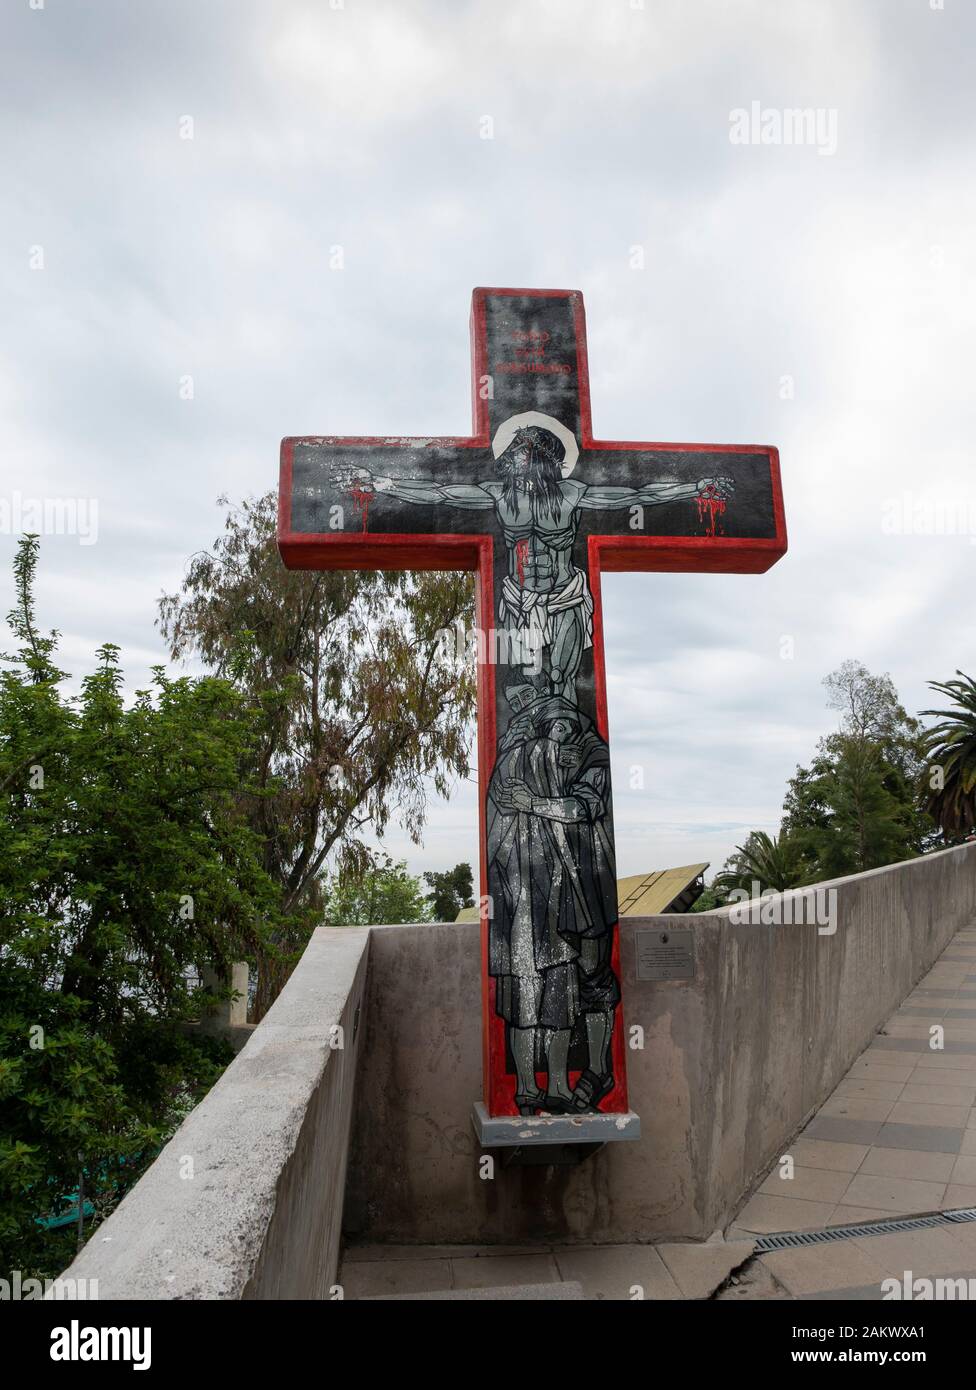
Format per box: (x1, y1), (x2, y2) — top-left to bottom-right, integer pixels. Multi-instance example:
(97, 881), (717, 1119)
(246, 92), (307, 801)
(436, 619), (542, 675)
(726, 882), (838, 936)
(1, 1270), (98, 1300)
(0, 492), (98, 545)
(882, 490), (976, 543)
(729, 102), (838, 157)
(884, 1270), (976, 1301)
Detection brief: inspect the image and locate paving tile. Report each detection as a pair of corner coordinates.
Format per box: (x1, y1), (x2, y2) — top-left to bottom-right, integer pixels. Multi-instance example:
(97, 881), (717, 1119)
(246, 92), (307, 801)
(552, 1245), (680, 1300)
(948, 1154), (976, 1187)
(879, 1022), (939, 1038)
(789, 1137), (869, 1172)
(942, 1185), (976, 1209)
(759, 1241), (889, 1296)
(946, 1009), (976, 1019)
(858, 1147), (956, 1183)
(838, 1173), (945, 1214)
(340, 1257), (455, 1299)
(368, 1282), (583, 1302)
(900, 1081), (976, 1107)
(913, 1051), (976, 1072)
(798, 1283), (889, 1300)
(820, 1095), (895, 1121)
(826, 1206), (892, 1227)
(939, 1223), (976, 1263)
(872, 1122), (964, 1154)
(888, 1101), (972, 1127)
(831, 1078), (905, 1101)
(758, 1165), (853, 1203)
(342, 1243), (547, 1262)
(451, 1253), (559, 1291)
(848, 1058), (916, 1082)
(714, 1259), (792, 1300)
(656, 1240), (754, 1299)
(806, 1116), (884, 1145)
(894, 1007), (949, 1019)
(960, 1130), (976, 1155)
(733, 1194), (838, 1234)
(852, 1227), (976, 1278)
(867, 1037), (928, 1053)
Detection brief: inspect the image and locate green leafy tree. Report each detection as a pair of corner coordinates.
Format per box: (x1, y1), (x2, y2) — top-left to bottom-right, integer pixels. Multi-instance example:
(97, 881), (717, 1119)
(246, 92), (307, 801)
(781, 661), (937, 879)
(920, 671), (976, 841)
(800, 736), (920, 877)
(158, 493), (476, 1016)
(1, 536), (286, 1277)
(423, 862), (474, 921)
(321, 855), (430, 926)
(713, 830), (810, 900)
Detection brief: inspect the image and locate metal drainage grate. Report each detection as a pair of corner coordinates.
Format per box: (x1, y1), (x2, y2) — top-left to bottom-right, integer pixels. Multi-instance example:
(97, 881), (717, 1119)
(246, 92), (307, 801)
(753, 1210), (968, 1252)
(942, 1207), (976, 1224)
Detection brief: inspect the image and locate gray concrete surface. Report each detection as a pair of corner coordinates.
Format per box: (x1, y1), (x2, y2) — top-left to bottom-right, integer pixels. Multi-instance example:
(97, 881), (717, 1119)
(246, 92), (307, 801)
(340, 1238), (756, 1299)
(345, 842), (976, 1246)
(56, 841), (976, 1297)
(58, 928), (370, 1299)
(367, 1281), (585, 1300)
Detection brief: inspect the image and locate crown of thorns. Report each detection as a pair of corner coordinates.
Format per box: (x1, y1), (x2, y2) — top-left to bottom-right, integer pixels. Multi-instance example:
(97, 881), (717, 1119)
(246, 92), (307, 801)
(504, 425), (565, 465)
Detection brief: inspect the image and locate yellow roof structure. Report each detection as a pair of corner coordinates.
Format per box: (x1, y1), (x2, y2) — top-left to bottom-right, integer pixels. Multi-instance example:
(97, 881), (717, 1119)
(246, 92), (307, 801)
(453, 863), (709, 922)
(616, 865), (709, 916)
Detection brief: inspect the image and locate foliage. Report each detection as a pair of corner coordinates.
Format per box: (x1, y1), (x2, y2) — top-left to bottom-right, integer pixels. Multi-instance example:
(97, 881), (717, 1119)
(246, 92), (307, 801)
(920, 671), (976, 840)
(321, 855), (431, 926)
(1, 536), (285, 1277)
(780, 661), (937, 878)
(158, 493), (476, 1015)
(703, 661), (942, 904)
(423, 862), (474, 921)
(713, 830), (811, 900)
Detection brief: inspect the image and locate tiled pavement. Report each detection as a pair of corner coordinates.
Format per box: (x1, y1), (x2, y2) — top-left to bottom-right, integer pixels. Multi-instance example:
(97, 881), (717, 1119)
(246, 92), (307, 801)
(340, 925), (976, 1300)
(732, 925), (976, 1238)
(339, 1238), (756, 1301)
(726, 924), (976, 1297)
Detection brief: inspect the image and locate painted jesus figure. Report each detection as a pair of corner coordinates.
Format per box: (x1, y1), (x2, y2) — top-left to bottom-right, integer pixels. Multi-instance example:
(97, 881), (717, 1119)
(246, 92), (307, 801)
(338, 415), (735, 1114)
(342, 417), (734, 700)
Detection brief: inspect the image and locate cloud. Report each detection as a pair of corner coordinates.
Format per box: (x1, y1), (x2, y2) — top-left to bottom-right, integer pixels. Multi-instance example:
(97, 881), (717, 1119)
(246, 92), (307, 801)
(1, 0), (973, 882)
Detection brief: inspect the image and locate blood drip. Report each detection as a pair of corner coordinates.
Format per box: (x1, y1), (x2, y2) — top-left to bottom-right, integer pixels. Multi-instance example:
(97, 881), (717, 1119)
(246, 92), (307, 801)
(515, 537), (529, 586)
(348, 484), (372, 534)
(696, 485), (726, 537)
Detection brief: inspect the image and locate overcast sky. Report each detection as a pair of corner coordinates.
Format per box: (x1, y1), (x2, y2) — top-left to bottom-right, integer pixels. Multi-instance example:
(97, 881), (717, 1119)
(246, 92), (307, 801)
(2, 0), (974, 884)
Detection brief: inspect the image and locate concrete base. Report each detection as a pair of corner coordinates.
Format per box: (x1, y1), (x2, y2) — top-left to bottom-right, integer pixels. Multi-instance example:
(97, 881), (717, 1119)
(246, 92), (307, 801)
(471, 1101), (641, 1148)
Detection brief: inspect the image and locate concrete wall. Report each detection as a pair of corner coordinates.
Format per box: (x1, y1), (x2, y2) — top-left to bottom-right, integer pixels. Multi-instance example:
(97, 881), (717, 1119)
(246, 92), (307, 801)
(345, 842), (976, 1245)
(58, 842), (976, 1296)
(59, 928), (370, 1300)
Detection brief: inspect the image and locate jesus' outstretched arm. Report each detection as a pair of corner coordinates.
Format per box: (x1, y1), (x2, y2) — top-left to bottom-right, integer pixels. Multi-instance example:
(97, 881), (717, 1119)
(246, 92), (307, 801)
(336, 465), (495, 510)
(579, 476), (735, 509)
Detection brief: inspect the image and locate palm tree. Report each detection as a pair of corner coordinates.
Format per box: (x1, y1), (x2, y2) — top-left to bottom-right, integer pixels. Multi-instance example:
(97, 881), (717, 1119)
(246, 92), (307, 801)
(713, 830), (810, 900)
(920, 672), (976, 841)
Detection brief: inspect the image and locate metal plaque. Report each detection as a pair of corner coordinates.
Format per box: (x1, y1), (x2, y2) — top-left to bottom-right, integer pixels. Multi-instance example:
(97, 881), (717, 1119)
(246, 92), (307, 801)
(635, 928), (694, 982)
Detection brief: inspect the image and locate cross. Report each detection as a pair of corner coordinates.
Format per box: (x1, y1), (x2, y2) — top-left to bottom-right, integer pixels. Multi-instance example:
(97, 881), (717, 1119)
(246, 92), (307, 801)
(278, 287), (786, 1134)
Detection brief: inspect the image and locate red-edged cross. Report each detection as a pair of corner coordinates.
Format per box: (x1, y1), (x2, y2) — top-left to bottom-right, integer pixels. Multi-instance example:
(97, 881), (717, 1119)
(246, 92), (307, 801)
(278, 287), (787, 1126)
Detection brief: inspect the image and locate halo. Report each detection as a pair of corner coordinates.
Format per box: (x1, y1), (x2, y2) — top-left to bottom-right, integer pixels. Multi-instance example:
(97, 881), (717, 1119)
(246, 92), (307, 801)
(491, 411), (579, 477)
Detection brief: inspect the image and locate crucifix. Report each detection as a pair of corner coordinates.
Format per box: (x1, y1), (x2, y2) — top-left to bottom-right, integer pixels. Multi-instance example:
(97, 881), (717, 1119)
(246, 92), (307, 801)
(278, 287), (786, 1142)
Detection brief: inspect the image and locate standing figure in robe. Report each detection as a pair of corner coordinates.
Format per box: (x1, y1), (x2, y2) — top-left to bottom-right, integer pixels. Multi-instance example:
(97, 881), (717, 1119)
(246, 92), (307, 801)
(487, 688), (619, 1114)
